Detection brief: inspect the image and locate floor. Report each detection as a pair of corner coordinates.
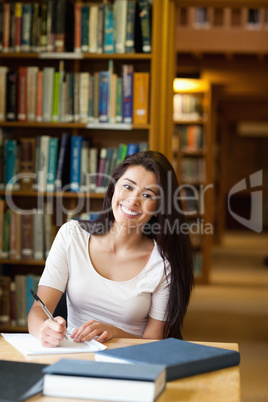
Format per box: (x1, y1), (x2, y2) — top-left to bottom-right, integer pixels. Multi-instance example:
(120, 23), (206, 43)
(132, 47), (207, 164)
(183, 231), (268, 402)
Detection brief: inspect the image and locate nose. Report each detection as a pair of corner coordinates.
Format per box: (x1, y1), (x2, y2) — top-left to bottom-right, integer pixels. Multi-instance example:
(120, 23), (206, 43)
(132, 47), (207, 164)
(126, 190), (141, 206)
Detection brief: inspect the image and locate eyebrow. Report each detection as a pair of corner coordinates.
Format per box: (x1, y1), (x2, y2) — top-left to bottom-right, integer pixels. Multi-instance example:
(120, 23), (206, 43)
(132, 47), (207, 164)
(123, 178), (158, 196)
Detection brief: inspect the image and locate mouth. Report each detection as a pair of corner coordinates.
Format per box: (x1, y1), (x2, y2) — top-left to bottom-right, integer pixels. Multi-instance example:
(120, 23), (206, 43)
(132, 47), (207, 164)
(120, 204), (141, 217)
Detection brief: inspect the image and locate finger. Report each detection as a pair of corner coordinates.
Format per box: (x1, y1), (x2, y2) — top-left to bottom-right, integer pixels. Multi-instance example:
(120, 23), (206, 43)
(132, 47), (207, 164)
(96, 331), (109, 343)
(73, 321), (97, 341)
(80, 328), (99, 342)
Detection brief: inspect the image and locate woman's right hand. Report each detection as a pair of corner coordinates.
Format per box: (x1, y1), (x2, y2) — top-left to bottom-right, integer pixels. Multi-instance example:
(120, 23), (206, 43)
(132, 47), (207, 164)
(39, 316), (67, 347)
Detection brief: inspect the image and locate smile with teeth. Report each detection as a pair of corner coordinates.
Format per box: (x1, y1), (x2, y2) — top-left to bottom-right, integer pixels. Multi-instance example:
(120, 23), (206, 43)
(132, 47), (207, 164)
(120, 204), (141, 216)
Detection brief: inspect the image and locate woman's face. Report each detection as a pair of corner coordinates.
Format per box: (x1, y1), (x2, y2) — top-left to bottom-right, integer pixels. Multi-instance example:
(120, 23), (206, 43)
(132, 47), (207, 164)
(111, 165), (159, 229)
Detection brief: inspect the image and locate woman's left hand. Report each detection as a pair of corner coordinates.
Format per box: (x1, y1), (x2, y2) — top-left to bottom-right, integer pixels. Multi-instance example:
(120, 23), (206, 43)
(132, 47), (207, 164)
(70, 320), (116, 343)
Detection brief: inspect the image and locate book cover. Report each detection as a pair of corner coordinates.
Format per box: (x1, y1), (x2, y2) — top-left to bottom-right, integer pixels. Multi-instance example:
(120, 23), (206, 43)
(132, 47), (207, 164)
(95, 338), (241, 382)
(70, 135), (83, 192)
(122, 64), (134, 124)
(133, 72), (149, 124)
(0, 360), (47, 402)
(43, 359), (166, 402)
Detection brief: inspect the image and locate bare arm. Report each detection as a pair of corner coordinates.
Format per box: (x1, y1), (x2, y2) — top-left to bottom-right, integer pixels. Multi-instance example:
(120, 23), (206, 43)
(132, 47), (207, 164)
(27, 286), (67, 347)
(71, 315), (166, 343)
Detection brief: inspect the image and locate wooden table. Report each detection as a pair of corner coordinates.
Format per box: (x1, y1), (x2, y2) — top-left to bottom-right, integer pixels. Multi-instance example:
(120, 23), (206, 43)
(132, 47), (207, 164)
(0, 335), (241, 402)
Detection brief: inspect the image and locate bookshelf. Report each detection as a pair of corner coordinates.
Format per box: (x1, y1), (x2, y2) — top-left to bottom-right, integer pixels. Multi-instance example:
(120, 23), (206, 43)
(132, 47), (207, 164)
(0, 0), (176, 331)
(175, 3), (268, 55)
(172, 78), (213, 284)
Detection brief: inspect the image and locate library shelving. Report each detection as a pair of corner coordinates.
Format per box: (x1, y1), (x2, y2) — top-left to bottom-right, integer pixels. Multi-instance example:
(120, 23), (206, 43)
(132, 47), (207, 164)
(172, 78), (213, 284)
(0, 0), (176, 331)
(175, 3), (268, 55)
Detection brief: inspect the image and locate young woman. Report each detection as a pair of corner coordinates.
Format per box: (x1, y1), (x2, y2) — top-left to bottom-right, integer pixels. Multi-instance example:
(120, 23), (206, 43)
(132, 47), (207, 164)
(28, 151), (194, 347)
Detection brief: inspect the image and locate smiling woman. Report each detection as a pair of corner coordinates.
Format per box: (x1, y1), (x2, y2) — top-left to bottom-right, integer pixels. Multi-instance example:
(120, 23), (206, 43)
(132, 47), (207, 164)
(28, 151), (194, 347)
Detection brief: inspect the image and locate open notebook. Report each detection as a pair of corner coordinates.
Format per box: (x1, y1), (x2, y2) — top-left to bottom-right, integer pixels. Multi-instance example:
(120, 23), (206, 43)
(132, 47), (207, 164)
(1, 333), (106, 356)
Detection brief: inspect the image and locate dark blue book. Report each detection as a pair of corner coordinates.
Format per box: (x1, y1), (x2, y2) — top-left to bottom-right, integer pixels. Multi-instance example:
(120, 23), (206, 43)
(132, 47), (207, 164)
(70, 135), (83, 192)
(55, 133), (70, 191)
(95, 338), (241, 382)
(99, 71), (109, 123)
(42, 359), (166, 401)
(0, 360), (47, 402)
(127, 143), (139, 155)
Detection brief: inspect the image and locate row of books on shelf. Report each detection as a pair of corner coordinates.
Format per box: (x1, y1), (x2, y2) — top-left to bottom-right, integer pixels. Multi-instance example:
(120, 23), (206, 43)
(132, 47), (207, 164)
(0, 63), (150, 125)
(74, 0), (151, 54)
(180, 157), (206, 184)
(173, 124), (204, 151)
(0, 274), (40, 326)
(179, 7), (268, 29)
(0, 130), (148, 193)
(0, 201), (55, 262)
(0, 0), (151, 54)
(173, 94), (204, 121)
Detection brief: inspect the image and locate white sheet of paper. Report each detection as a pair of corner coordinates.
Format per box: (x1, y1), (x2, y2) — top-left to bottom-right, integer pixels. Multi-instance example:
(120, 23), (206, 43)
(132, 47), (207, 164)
(1, 333), (107, 356)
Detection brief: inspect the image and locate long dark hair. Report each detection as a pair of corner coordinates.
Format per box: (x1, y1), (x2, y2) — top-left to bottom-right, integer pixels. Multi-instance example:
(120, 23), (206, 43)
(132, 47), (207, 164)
(79, 151), (194, 339)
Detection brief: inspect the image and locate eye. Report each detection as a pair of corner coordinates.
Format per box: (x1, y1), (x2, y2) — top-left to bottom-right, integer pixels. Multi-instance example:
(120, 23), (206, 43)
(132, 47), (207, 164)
(123, 184), (133, 191)
(142, 193), (153, 200)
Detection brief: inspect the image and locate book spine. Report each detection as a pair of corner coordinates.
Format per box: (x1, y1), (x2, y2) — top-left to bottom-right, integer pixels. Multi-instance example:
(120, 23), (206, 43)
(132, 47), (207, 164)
(55, 132), (69, 191)
(44, 203), (53, 258)
(97, 4), (104, 54)
(133, 72), (149, 124)
(47, 137), (59, 191)
(31, 3), (40, 52)
(96, 148), (107, 192)
(0, 276), (11, 323)
(43, 67), (55, 122)
(2, 4), (11, 52)
(6, 71), (18, 121)
(26, 274), (34, 315)
(80, 140), (90, 192)
(89, 148), (98, 192)
(0, 67), (8, 121)
(79, 73), (89, 123)
(104, 4), (115, 54)
(21, 3), (32, 52)
(38, 135), (50, 192)
(89, 4), (98, 53)
(55, 0), (66, 52)
(88, 75), (94, 123)
(99, 71), (109, 123)
(19, 137), (35, 190)
(15, 3), (23, 52)
(122, 65), (134, 124)
(70, 136), (83, 192)
(9, 3), (16, 52)
(114, 0), (128, 54)
(4, 140), (17, 187)
(15, 275), (27, 326)
(81, 5), (89, 53)
(52, 71), (60, 122)
(36, 71), (43, 122)
(138, 0), (151, 53)
(126, 1), (136, 53)
(74, 2), (82, 53)
(33, 210), (44, 260)
(27, 67), (38, 121)
(46, 0), (54, 52)
(0, 4), (3, 52)
(41, 0), (48, 52)
(21, 214), (33, 260)
(18, 67), (27, 121)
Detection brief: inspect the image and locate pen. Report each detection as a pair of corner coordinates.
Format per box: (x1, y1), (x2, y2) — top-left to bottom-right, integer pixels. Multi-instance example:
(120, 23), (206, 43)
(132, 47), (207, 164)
(30, 289), (68, 340)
